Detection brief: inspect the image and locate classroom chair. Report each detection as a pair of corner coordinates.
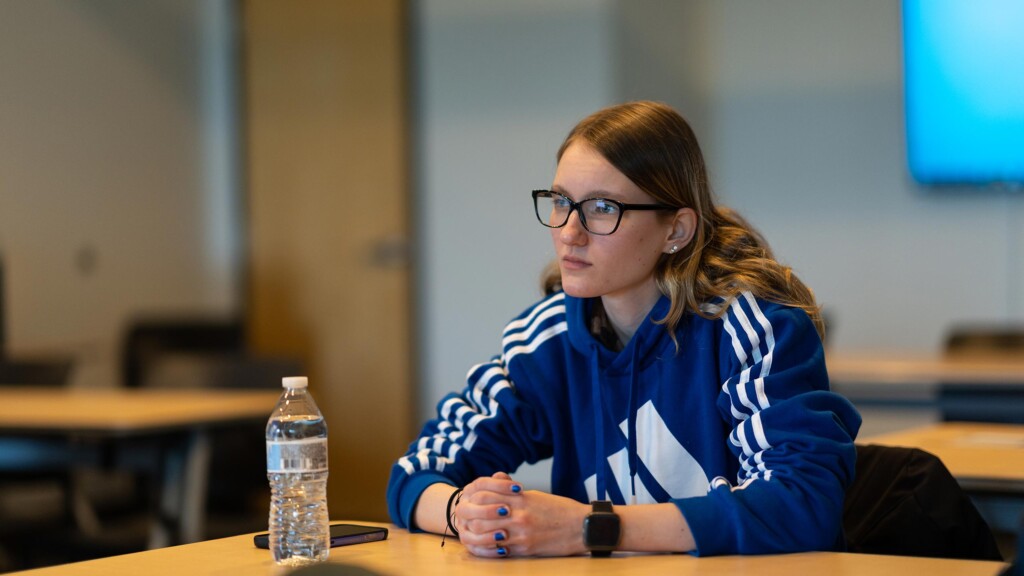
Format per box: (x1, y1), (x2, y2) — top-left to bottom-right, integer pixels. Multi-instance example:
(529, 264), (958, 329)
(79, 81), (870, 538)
(0, 358), (84, 570)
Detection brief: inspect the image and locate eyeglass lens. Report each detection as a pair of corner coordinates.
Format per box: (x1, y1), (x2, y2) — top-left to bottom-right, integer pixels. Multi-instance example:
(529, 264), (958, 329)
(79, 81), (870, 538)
(535, 192), (621, 235)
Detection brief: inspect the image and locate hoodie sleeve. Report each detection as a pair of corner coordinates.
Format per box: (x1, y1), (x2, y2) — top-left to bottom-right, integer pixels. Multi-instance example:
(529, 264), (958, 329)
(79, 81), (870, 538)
(673, 292), (861, 555)
(386, 296), (565, 530)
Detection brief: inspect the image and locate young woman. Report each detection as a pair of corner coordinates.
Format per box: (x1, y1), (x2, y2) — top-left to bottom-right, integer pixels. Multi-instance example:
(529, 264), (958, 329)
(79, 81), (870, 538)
(386, 101), (861, 557)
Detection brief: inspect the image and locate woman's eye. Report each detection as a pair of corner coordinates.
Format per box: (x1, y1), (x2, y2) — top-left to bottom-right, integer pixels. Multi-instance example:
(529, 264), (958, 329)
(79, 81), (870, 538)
(553, 196), (572, 209)
(588, 200), (619, 216)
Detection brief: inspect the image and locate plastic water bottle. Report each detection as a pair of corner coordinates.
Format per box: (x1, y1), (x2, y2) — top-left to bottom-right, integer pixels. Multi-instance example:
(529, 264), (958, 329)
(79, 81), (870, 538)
(266, 376), (330, 565)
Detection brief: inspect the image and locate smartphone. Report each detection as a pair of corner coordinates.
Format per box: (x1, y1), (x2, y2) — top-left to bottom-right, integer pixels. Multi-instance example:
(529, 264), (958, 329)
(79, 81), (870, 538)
(253, 523), (388, 549)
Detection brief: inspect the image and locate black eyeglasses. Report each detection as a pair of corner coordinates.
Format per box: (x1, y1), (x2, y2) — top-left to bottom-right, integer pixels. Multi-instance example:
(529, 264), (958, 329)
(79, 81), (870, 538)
(532, 190), (677, 235)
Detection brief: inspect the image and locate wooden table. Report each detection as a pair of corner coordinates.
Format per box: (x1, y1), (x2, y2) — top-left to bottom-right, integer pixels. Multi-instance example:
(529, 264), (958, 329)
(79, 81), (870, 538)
(0, 388), (280, 435)
(828, 352), (1024, 387)
(5, 523), (1009, 576)
(827, 352), (1024, 435)
(0, 387), (280, 547)
(863, 422), (1024, 494)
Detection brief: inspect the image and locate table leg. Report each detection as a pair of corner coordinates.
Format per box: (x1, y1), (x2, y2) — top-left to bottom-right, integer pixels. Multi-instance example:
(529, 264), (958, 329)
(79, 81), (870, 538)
(148, 430), (211, 548)
(180, 430), (211, 543)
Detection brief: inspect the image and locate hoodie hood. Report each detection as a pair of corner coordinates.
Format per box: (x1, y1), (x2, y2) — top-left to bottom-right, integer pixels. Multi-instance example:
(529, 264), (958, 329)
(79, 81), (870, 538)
(564, 294), (675, 369)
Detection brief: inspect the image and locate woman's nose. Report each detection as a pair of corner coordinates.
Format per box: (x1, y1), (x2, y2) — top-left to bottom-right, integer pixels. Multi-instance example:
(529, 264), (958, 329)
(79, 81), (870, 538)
(559, 210), (588, 244)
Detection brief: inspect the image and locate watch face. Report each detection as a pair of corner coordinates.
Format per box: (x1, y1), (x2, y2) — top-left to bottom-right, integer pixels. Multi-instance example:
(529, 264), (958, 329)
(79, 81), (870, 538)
(584, 513), (621, 549)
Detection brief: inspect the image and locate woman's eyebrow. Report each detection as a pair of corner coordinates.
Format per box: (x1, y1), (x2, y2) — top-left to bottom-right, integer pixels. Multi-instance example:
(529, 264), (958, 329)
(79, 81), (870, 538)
(550, 186), (623, 201)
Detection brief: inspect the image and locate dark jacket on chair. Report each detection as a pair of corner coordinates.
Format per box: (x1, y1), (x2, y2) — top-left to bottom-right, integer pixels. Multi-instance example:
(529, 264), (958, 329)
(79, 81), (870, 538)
(844, 444), (1002, 560)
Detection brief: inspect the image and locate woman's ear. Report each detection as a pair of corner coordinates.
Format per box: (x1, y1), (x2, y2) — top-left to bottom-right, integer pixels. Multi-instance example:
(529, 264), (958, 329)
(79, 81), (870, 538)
(664, 208), (697, 254)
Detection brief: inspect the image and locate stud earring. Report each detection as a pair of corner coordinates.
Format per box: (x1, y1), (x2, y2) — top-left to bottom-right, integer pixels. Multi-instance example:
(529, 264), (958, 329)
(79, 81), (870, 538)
(670, 245), (679, 254)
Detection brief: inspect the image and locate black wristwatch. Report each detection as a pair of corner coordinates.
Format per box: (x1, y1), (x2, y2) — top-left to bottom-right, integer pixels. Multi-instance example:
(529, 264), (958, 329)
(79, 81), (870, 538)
(583, 500), (620, 557)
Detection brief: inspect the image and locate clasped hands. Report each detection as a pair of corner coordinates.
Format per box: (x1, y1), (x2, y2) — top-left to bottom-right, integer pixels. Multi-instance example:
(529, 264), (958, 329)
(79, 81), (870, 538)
(452, 472), (590, 558)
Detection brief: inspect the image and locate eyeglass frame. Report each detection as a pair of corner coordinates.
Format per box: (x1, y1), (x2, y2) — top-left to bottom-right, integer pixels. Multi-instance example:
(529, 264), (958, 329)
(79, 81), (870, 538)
(531, 189), (679, 236)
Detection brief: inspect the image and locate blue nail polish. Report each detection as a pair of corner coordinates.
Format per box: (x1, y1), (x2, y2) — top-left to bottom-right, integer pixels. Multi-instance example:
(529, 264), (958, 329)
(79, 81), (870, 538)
(511, 484), (522, 493)
(497, 506), (509, 517)
(494, 532), (505, 541)
(497, 546), (508, 556)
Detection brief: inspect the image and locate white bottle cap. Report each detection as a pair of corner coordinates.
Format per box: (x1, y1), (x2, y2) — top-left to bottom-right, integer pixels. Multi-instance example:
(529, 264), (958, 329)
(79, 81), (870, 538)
(282, 376), (308, 389)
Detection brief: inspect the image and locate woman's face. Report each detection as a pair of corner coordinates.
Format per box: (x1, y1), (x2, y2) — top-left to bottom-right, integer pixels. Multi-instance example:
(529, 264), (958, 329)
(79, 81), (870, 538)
(550, 142), (679, 307)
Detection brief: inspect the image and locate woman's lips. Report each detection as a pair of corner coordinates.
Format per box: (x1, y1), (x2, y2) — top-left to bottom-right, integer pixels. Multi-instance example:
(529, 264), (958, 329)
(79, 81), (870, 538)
(560, 255), (591, 271)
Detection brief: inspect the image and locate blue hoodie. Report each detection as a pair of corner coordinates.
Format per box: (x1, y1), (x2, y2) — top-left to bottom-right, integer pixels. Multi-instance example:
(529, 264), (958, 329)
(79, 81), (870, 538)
(387, 291), (861, 556)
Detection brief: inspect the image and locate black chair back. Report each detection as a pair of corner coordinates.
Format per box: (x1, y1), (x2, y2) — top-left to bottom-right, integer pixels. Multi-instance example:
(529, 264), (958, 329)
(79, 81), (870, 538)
(121, 317), (245, 388)
(0, 359), (74, 386)
(946, 326), (1024, 359)
(1, 256), (6, 355)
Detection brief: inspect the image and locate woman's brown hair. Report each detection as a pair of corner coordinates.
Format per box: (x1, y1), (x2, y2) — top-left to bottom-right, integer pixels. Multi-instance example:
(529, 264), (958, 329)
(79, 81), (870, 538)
(541, 101), (825, 341)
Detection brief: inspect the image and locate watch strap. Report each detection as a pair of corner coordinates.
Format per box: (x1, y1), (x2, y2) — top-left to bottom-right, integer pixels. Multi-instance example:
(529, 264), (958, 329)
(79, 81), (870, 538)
(585, 500), (619, 557)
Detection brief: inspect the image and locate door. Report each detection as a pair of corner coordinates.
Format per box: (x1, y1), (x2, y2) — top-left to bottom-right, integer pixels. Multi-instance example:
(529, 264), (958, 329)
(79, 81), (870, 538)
(243, 0), (412, 521)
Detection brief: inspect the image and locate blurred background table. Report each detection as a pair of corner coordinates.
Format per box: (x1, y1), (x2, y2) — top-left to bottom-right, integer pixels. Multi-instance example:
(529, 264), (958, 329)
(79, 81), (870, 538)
(0, 387), (279, 551)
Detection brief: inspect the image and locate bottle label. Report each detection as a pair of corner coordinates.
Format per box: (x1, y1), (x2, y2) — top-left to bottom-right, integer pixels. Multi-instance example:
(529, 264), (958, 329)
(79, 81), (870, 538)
(266, 438), (329, 473)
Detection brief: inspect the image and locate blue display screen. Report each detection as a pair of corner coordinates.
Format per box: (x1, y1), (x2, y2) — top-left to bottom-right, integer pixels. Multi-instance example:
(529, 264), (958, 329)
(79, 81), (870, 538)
(904, 0), (1024, 186)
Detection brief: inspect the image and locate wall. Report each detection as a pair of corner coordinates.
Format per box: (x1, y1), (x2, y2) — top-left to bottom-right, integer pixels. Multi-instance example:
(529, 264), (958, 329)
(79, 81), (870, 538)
(691, 0), (1024, 353)
(414, 0), (1024, 462)
(0, 0), (240, 388)
(413, 0), (616, 425)
(416, 0), (1024, 388)
(5, 0), (1021, 487)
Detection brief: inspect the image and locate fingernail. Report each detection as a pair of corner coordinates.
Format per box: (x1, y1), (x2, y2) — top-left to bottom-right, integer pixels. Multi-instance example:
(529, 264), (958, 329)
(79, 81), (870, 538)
(497, 506), (509, 517)
(494, 532), (505, 541)
(497, 546), (508, 556)
(511, 484), (522, 493)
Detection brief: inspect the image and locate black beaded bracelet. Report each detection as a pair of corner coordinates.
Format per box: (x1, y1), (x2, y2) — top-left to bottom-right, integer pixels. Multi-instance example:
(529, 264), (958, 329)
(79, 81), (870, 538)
(445, 487), (463, 537)
(440, 487), (463, 548)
